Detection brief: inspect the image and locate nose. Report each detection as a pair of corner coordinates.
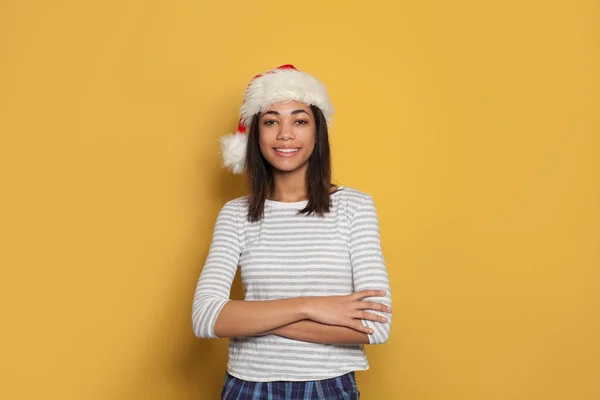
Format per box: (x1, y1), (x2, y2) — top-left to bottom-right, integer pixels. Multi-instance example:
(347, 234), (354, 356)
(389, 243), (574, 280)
(276, 120), (295, 141)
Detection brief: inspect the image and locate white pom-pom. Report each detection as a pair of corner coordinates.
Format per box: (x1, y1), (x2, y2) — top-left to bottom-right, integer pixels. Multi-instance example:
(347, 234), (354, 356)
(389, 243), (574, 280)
(219, 132), (247, 174)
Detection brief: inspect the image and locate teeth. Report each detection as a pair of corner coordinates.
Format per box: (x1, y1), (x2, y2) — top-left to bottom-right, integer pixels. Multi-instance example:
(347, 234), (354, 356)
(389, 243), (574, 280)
(275, 148), (299, 153)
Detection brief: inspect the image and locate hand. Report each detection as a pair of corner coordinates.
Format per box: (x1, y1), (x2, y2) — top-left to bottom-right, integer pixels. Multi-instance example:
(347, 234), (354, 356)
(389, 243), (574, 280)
(303, 290), (391, 334)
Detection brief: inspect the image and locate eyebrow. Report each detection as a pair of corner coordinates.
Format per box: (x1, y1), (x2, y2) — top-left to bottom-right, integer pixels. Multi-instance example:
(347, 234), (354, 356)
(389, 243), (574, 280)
(262, 109), (310, 117)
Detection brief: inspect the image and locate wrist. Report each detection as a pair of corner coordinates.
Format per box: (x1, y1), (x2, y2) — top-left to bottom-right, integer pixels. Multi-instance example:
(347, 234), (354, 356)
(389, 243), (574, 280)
(296, 297), (312, 320)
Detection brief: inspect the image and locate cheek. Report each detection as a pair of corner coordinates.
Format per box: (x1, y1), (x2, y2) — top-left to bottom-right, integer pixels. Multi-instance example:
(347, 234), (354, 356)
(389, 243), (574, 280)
(300, 129), (316, 151)
(258, 128), (279, 158)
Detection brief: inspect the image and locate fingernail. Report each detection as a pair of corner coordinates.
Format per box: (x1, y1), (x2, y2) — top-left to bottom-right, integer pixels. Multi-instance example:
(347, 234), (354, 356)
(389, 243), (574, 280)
(386, 306), (392, 312)
(380, 290), (386, 295)
(368, 329), (374, 333)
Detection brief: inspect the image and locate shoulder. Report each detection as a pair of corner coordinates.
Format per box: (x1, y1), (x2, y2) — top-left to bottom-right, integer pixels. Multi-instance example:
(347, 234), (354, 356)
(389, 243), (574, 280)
(338, 186), (372, 201)
(336, 186), (375, 209)
(217, 195), (249, 221)
(335, 186), (379, 225)
(222, 195), (249, 210)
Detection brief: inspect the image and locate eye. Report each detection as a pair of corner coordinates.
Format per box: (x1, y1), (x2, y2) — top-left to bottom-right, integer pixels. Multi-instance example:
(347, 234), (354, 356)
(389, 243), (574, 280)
(295, 120), (309, 125)
(263, 120), (278, 126)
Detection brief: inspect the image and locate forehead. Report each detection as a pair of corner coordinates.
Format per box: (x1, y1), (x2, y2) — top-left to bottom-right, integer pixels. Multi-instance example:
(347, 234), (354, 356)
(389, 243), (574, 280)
(263, 100), (311, 113)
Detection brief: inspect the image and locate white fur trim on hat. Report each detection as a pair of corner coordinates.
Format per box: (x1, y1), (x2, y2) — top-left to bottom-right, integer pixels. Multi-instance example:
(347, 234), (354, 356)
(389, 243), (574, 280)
(240, 68), (334, 128)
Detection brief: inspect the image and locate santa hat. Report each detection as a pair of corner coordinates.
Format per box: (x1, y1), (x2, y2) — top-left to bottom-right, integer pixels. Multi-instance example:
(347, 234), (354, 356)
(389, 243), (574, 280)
(219, 64), (334, 174)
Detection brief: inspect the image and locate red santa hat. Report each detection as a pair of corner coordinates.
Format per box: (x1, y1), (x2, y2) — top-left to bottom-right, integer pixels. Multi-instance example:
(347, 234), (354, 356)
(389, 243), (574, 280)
(219, 64), (334, 174)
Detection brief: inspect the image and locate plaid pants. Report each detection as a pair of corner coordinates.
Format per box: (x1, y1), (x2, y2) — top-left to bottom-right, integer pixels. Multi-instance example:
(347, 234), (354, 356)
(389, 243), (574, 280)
(221, 371), (360, 400)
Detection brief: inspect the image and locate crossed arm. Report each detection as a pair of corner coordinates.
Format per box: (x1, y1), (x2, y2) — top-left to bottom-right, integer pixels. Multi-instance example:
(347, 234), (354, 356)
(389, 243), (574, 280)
(211, 290), (391, 345)
(264, 320), (370, 344)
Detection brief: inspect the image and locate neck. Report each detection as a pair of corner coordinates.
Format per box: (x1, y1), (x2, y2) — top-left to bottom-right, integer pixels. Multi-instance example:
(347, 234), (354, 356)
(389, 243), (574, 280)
(270, 167), (308, 202)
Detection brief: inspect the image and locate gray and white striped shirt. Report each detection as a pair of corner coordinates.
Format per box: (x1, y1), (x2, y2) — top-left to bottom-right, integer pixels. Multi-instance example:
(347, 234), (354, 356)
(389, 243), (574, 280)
(192, 186), (392, 382)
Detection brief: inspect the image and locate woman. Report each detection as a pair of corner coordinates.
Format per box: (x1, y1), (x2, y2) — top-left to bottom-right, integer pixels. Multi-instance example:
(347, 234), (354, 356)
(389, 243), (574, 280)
(192, 64), (392, 399)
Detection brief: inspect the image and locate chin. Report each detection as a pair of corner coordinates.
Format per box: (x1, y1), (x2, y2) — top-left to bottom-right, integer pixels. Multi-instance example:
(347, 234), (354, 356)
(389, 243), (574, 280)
(269, 161), (309, 174)
(272, 165), (303, 173)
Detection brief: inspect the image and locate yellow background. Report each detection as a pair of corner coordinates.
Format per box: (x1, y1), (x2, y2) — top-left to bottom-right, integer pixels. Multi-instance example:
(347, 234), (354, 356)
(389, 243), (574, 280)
(1, 0), (598, 399)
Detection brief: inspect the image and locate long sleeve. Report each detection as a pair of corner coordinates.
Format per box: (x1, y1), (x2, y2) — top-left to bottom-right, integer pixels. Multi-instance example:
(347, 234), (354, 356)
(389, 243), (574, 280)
(349, 195), (392, 344)
(192, 201), (241, 338)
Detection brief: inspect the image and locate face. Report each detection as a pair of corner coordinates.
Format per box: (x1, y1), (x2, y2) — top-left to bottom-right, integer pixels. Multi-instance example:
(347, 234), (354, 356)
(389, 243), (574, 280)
(258, 100), (316, 174)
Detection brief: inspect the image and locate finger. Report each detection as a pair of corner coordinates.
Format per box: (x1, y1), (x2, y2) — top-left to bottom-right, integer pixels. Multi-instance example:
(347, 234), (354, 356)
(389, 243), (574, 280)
(353, 311), (388, 323)
(355, 301), (392, 313)
(352, 290), (386, 301)
(350, 320), (374, 334)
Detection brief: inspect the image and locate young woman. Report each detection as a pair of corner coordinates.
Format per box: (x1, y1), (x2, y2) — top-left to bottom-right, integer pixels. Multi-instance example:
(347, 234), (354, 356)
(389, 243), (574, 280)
(192, 65), (392, 399)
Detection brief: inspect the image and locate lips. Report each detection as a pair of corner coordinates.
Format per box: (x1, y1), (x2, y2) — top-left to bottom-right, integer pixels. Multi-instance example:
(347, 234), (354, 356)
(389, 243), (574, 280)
(273, 147), (301, 157)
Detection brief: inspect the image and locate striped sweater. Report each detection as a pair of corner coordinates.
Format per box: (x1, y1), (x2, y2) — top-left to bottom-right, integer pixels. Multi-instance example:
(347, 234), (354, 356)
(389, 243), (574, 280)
(192, 186), (392, 382)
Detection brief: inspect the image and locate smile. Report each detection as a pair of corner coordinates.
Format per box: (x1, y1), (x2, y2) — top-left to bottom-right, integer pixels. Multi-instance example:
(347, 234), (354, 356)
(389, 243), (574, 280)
(274, 148), (300, 153)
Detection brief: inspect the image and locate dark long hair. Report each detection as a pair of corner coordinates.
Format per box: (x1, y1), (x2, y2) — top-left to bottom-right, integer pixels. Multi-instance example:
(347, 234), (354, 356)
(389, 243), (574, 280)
(245, 105), (333, 222)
